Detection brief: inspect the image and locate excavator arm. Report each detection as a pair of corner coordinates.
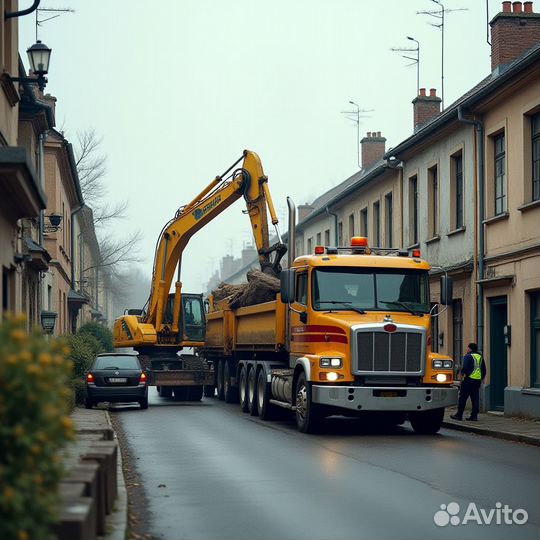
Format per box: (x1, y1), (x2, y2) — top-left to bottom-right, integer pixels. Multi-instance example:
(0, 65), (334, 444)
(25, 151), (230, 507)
(114, 150), (286, 348)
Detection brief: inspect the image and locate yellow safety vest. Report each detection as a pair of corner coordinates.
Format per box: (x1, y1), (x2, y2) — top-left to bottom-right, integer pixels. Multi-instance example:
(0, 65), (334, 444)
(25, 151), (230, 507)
(469, 353), (483, 380)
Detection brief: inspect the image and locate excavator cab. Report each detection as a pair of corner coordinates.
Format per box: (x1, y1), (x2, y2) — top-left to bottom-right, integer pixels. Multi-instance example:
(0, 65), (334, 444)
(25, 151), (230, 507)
(162, 292), (205, 343)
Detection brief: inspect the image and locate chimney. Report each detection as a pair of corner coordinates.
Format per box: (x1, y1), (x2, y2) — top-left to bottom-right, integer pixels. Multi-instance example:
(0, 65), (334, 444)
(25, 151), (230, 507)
(360, 131), (386, 170)
(412, 87), (441, 132)
(297, 203), (314, 222)
(490, 1), (540, 73)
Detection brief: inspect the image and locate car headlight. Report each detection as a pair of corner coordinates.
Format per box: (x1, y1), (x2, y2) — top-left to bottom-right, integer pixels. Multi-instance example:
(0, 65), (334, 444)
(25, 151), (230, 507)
(320, 357), (343, 368)
(443, 360), (453, 369)
(432, 359), (443, 369)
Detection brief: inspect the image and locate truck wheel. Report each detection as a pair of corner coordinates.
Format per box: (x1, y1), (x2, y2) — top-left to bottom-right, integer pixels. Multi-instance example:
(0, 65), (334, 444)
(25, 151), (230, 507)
(159, 386), (173, 398)
(187, 386), (203, 402)
(257, 369), (276, 421)
(204, 385), (215, 398)
(295, 372), (322, 434)
(247, 367), (258, 416)
(224, 361), (239, 403)
(239, 367), (249, 412)
(409, 407), (444, 434)
(217, 360), (225, 401)
(173, 386), (188, 400)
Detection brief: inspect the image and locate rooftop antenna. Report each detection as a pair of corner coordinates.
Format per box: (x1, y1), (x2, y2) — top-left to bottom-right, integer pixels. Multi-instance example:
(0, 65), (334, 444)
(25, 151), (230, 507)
(417, 0), (468, 110)
(35, 6), (75, 40)
(340, 101), (374, 168)
(391, 37), (420, 97)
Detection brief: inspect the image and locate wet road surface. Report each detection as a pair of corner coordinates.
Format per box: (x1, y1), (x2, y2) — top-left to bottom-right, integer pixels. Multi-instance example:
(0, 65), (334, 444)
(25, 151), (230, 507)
(111, 389), (540, 540)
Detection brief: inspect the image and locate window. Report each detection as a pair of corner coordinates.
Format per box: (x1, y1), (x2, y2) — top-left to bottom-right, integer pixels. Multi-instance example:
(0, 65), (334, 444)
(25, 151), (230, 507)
(316, 232), (321, 245)
(94, 355), (141, 370)
(307, 237), (313, 254)
(360, 208), (368, 238)
(409, 176), (418, 245)
(532, 113), (540, 202)
(452, 299), (463, 371)
(449, 152), (464, 229)
(373, 201), (380, 246)
(2, 268), (12, 312)
(494, 133), (506, 215)
(296, 272), (308, 305)
(338, 222), (343, 246)
(348, 213), (355, 238)
(531, 292), (540, 388)
(385, 192), (393, 248)
(324, 229), (330, 246)
(428, 165), (439, 236)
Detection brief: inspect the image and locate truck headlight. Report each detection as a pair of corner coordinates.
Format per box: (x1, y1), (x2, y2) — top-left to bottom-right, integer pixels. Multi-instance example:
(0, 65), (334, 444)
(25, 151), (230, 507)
(436, 373), (448, 382)
(443, 360), (453, 369)
(432, 359), (443, 369)
(320, 357), (343, 368)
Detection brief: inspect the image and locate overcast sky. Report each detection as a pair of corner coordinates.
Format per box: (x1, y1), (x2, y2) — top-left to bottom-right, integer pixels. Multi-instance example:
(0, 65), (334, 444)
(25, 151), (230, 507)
(19, 0), (508, 296)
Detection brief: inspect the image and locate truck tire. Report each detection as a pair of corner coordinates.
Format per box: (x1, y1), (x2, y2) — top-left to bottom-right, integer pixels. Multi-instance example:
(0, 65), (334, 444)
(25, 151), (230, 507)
(257, 369), (276, 421)
(224, 361), (239, 404)
(187, 385), (203, 402)
(409, 407), (444, 434)
(239, 366), (249, 412)
(295, 372), (322, 434)
(204, 385), (216, 398)
(247, 366), (258, 416)
(217, 360), (225, 401)
(173, 386), (188, 400)
(159, 386), (173, 398)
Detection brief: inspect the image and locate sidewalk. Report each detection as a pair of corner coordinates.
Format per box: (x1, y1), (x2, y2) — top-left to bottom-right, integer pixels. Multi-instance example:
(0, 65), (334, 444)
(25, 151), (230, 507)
(443, 406), (540, 446)
(66, 408), (128, 540)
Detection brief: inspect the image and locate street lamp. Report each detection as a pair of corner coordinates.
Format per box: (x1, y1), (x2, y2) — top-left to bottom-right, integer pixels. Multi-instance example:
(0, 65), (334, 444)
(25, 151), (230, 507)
(43, 213), (63, 232)
(10, 40), (52, 92)
(407, 36), (420, 96)
(40, 310), (57, 334)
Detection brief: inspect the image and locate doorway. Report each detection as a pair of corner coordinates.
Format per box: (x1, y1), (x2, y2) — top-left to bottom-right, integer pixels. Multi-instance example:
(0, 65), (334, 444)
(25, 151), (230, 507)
(489, 296), (508, 411)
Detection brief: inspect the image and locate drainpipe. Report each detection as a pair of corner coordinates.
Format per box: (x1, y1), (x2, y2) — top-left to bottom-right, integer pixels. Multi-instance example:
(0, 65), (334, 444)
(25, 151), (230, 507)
(457, 105), (485, 353)
(37, 131), (47, 247)
(326, 206), (339, 245)
(70, 204), (85, 287)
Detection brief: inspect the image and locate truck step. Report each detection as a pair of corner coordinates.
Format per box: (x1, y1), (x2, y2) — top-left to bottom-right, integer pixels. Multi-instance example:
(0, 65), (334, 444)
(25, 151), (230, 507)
(270, 399), (296, 411)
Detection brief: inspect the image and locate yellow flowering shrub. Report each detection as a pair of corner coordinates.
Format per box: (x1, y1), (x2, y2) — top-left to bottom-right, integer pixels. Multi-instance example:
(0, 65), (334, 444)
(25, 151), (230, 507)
(0, 315), (74, 540)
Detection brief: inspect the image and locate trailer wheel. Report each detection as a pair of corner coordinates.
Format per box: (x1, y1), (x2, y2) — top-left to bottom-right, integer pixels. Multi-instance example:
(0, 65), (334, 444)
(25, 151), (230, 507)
(295, 372), (322, 433)
(257, 369), (276, 421)
(173, 386), (188, 400)
(247, 367), (258, 416)
(409, 407), (444, 434)
(239, 367), (249, 412)
(203, 385), (215, 398)
(217, 360), (225, 401)
(224, 361), (239, 403)
(187, 385), (203, 402)
(159, 386), (173, 398)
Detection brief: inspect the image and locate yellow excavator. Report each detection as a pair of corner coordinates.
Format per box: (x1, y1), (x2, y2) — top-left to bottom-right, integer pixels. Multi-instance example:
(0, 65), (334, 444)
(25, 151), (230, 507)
(113, 150), (286, 399)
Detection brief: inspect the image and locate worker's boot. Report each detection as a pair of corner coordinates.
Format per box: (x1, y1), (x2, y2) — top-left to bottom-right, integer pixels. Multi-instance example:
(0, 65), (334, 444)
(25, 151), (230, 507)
(450, 413), (462, 421)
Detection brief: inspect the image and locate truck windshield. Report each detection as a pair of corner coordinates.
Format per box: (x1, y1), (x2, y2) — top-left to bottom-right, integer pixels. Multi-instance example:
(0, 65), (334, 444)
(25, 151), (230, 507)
(312, 267), (430, 314)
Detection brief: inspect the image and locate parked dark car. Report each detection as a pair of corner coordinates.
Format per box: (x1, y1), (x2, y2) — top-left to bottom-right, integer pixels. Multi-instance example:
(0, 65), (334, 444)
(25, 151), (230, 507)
(85, 353), (148, 409)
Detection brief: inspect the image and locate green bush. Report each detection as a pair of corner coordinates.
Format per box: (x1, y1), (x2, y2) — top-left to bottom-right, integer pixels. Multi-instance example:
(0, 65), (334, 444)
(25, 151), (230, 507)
(0, 314), (74, 540)
(78, 322), (113, 352)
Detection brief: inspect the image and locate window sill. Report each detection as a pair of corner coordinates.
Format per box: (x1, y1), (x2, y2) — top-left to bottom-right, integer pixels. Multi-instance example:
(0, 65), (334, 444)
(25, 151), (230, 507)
(517, 199), (540, 212)
(483, 212), (509, 225)
(425, 235), (441, 245)
(447, 227), (466, 237)
(521, 388), (540, 396)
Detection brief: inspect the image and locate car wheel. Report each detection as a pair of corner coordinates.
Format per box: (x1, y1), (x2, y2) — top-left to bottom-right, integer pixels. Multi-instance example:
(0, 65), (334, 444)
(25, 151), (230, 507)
(295, 372), (322, 433)
(257, 369), (276, 421)
(139, 395), (148, 409)
(247, 367), (258, 416)
(239, 366), (249, 412)
(84, 397), (93, 409)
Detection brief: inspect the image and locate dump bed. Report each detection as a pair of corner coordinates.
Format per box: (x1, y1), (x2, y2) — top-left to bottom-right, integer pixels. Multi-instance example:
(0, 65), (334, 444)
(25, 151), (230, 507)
(205, 300), (287, 355)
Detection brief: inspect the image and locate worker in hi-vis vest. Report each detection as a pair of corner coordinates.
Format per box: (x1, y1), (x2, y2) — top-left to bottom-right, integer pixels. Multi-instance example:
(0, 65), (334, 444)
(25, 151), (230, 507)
(451, 342), (487, 421)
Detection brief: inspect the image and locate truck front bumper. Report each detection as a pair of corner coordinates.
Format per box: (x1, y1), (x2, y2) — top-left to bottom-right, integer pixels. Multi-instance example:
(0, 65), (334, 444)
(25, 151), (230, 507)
(312, 385), (458, 412)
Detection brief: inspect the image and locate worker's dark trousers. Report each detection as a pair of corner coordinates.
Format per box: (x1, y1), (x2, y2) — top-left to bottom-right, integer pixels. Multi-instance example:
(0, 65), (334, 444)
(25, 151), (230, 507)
(457, 378), (482, 418)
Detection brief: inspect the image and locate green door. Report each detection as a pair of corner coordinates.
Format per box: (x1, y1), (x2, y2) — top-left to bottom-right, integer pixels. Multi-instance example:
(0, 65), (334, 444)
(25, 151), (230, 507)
(489, 297), (508, 411)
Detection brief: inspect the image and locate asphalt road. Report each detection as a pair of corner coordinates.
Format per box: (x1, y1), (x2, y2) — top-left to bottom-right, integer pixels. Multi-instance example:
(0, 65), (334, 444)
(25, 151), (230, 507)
(112, 389), (540, 540)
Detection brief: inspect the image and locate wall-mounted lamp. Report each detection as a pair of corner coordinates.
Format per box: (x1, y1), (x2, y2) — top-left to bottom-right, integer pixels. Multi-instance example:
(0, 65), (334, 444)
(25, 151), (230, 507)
(10, 40), (52, 92)
(43, 213), (62, 232)
(40, 310), (57, 334)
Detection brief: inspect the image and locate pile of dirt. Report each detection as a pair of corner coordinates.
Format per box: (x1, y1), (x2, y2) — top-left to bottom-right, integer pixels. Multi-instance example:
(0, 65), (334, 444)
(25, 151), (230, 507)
(212, 269), (280, 309)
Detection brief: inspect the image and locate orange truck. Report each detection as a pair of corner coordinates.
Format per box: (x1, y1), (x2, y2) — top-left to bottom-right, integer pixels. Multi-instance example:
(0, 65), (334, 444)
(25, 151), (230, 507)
(203, 198), (458, 433)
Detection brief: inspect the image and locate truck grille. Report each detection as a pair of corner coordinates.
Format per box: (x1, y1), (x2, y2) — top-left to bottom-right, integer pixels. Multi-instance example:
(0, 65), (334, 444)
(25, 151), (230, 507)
(355, 330), (423, 373)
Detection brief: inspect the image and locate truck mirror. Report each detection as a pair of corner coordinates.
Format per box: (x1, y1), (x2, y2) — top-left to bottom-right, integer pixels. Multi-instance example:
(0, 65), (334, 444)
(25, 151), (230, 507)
(440, 275), (453, 306)
(280, 269), (296, 303)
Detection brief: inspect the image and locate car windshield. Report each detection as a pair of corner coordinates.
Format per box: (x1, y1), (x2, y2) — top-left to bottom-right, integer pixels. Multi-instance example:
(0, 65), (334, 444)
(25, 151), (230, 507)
(312, 267), (430, 313)
(93, 355), (140, 370)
